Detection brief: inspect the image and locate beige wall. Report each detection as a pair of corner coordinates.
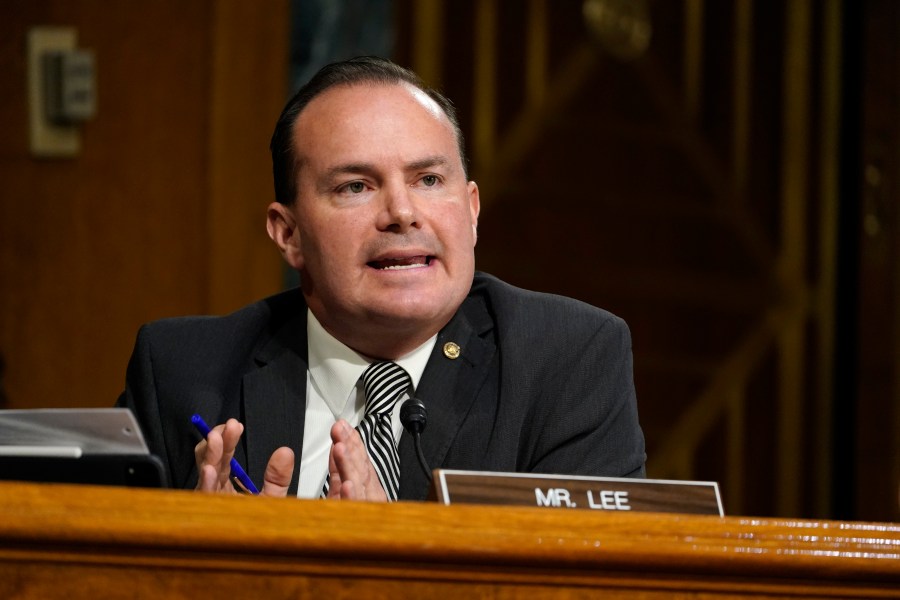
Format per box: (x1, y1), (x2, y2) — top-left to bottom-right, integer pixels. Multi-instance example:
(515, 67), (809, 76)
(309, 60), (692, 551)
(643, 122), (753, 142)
(0, 1), (289, 409)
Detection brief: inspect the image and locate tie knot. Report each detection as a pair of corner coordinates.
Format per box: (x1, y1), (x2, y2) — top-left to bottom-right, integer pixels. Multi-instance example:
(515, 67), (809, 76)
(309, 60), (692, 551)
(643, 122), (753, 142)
(362, 361), (410, 416)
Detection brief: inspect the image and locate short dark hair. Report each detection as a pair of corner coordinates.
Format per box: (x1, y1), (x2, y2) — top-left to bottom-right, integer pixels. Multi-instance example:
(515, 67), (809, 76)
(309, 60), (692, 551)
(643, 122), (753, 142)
(270, 56), (468, 205)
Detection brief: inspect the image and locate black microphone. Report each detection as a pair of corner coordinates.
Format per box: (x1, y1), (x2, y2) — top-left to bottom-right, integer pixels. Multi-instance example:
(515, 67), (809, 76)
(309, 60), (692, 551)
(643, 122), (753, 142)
(400, 398), (432, 482)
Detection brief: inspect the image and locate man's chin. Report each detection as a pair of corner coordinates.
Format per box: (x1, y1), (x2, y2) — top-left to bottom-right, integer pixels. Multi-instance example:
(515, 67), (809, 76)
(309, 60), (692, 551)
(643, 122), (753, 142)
(367, 303), (448, 328)
(364, 293), (458, 327)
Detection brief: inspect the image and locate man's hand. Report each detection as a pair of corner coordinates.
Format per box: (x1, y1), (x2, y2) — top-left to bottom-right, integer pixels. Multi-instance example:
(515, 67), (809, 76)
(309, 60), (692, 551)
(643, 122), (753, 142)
(194, 418), (294, 496)
(325, 419), (388, 501)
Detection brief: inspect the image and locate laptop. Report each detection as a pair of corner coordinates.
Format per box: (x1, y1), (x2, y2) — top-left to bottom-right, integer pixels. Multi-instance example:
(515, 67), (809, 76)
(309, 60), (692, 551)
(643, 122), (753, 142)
(0, 407), (168, 488)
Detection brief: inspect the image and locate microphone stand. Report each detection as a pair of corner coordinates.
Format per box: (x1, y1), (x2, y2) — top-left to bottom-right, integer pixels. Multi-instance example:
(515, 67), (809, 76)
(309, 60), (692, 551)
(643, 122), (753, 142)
(400, 398), (432, 482)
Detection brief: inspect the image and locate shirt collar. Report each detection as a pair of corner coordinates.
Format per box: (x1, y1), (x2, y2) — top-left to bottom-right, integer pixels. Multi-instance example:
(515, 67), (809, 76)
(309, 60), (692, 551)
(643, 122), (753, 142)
(306, 309), (436, 416)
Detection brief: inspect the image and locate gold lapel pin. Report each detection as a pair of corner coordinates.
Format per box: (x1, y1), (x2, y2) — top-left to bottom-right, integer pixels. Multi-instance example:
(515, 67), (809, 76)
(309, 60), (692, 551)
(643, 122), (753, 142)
(443, 342), (461, 359)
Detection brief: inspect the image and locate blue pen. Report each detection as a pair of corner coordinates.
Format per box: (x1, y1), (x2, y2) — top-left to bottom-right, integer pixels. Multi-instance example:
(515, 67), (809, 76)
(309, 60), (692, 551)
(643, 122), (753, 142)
(191, 414), (260, 495)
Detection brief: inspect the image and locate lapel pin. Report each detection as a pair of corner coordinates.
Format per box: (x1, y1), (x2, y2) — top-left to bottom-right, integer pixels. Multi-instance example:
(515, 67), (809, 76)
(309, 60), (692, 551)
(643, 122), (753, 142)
(443, 342), (461, 359)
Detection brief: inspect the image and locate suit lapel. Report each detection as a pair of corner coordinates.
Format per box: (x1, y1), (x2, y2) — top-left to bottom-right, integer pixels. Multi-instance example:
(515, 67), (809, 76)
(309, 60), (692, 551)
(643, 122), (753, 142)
(399, 294), (495, 499)
(242, 310), (308, 497)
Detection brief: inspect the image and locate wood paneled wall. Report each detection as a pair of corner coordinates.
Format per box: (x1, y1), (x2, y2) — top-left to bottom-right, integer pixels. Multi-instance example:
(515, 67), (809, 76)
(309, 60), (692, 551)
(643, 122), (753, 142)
(855, 0), (900, 524)
(394, 0), (899, 522)
(0, 1), (288, 409)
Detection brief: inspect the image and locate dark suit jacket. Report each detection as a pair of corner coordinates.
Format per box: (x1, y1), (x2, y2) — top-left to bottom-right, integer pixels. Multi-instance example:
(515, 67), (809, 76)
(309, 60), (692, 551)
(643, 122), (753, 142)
(117, 272), (645, 500)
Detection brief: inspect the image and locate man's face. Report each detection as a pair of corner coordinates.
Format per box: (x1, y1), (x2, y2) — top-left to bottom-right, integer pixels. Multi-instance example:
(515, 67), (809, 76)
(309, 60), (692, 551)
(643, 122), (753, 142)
(269, 83), (480, 358)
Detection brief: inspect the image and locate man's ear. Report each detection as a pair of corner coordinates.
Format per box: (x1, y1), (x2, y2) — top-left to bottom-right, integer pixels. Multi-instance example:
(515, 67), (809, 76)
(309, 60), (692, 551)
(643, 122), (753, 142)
(467, 181), (480, 245)
(266, 202), (304, 270)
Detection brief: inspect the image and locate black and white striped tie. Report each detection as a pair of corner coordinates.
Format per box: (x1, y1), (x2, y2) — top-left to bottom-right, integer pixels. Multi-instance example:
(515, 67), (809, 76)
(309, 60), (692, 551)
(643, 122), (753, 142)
(322, 361), (410, 501)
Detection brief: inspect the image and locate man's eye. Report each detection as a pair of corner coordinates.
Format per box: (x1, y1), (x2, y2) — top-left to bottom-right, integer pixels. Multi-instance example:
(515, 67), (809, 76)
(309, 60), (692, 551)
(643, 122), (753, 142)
(422, 175), (438, 187)
(345, 181), (365, 193)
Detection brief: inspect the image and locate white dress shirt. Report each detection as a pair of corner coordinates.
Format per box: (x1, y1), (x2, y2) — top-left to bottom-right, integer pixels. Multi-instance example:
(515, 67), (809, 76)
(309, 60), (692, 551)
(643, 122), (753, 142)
(297, 309), (435, 498)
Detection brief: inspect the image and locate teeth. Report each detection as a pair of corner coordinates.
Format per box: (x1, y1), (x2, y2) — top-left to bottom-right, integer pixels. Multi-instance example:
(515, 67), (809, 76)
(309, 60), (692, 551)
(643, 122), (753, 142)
(381, 263), (425, 270)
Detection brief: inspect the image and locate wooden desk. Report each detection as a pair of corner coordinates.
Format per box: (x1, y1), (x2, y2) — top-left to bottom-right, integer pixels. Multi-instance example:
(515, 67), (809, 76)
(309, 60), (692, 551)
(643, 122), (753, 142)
(0, 481), (898, 598)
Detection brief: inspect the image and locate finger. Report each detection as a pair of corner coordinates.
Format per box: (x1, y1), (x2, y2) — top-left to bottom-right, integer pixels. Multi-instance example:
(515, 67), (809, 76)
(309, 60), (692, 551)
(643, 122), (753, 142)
(193, 438), (208, 472)
(196, 463), (220, 492)
(212, 419), (246, 488)
(331, 421), (387, 502)
(220, 419), (244, 461)
(331, 421), (366, 489)
(326, 420), (357, 499)
(324, 421), (355, 499)
(195, 431), (230, 492)
(339, 479), (356, 499)
(260, 447), (295, 497)
(356, 458), (388, 502)
(194, 419), (244, 493)
(331, 419), (354, 445)
(326, 446), (343, 499)
(206, 426), (232, 490)
(331, 442), (364, 499)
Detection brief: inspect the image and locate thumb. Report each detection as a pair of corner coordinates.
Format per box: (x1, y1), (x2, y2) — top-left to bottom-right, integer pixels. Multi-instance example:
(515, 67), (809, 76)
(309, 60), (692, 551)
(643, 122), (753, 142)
(260, 446), (295, 497)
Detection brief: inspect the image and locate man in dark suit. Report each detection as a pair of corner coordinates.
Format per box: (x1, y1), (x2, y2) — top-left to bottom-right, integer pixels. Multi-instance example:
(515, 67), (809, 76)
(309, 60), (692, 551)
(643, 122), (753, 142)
(118, 57), (645, 501)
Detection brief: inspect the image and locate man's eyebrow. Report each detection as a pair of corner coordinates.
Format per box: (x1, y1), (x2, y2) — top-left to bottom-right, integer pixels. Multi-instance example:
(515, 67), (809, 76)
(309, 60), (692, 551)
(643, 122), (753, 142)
(322, 162), (377, 180)
(406, 156), (449, 171)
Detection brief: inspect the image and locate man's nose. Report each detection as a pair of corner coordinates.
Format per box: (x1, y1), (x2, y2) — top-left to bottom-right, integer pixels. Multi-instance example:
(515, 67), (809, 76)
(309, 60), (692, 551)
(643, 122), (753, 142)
(377, 182), (419, 232)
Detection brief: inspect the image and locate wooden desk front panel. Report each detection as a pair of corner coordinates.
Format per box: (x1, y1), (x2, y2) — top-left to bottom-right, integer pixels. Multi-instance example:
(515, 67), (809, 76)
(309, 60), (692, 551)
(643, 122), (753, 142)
(0, 482), (898, 599)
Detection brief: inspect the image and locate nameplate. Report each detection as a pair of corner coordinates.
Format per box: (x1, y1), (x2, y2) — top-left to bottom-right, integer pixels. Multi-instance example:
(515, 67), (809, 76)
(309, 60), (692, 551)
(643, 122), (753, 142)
(430, 470), (724, 516)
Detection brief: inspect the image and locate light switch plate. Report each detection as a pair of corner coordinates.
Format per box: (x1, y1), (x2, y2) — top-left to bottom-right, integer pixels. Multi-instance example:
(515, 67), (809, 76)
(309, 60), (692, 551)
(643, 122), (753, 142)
(28, 27), (80, 157)
(44, 50), (97, 124)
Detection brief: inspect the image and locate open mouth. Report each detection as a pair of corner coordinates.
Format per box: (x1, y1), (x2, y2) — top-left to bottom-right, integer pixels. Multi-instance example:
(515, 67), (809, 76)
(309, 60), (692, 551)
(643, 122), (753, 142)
(367, 255), (433, 270)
